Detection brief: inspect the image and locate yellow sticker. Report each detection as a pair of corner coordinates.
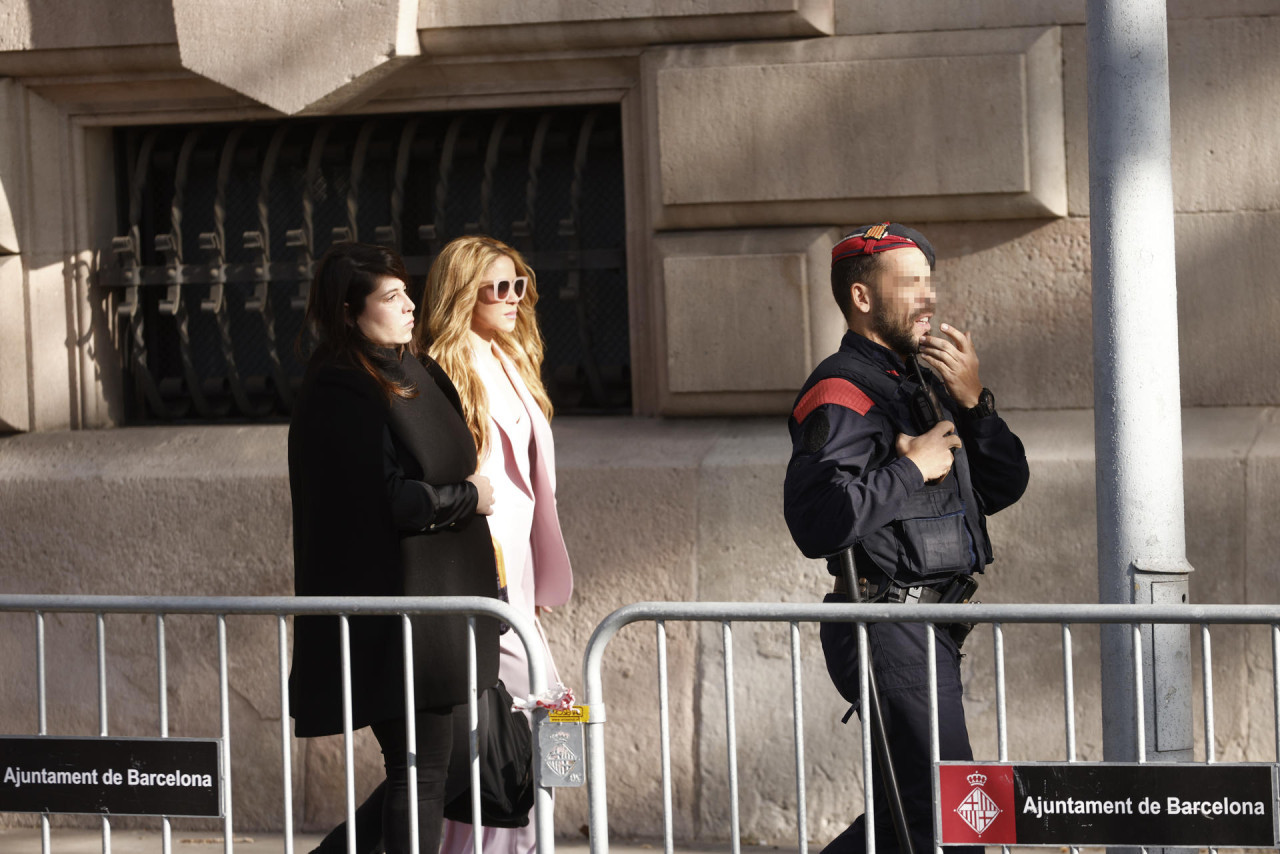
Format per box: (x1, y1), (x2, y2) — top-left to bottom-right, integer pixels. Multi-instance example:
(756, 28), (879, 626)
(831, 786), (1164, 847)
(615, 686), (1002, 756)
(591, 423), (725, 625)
(547, 705), (589, 723)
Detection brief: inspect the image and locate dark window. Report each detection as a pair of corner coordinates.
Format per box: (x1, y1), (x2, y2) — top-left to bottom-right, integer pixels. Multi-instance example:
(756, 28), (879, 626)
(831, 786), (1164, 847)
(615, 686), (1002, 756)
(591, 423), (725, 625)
(104, 107), (629, 422)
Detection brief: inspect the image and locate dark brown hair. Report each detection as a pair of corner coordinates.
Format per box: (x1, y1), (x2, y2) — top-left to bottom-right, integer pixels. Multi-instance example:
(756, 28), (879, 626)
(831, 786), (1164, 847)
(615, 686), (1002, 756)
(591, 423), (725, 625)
(302, 242), (417, 401)
(831, 253), (883, 322)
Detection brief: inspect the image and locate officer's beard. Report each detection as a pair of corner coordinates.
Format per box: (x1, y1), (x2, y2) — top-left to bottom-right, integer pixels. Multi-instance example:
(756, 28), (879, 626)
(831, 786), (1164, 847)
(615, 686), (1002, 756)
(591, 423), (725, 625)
(871, 297), (934, 359)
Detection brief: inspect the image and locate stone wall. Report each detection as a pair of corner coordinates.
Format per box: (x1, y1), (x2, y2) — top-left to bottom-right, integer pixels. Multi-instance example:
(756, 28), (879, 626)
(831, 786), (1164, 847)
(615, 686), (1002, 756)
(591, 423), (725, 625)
(2, 11), (1279, 425)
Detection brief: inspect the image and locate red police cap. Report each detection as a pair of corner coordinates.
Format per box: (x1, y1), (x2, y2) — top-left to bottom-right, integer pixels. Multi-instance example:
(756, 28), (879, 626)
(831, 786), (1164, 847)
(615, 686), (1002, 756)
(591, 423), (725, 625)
(832, 223), (936, 270)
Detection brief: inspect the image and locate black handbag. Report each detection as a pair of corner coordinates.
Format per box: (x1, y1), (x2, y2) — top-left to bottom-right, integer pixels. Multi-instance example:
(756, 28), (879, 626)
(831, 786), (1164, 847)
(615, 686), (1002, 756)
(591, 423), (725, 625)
(442, 680), (535, 828)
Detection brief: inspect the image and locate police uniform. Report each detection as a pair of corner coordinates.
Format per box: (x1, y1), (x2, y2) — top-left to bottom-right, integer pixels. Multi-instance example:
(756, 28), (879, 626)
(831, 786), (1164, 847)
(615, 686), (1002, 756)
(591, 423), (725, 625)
(783, 226), (1029, 854)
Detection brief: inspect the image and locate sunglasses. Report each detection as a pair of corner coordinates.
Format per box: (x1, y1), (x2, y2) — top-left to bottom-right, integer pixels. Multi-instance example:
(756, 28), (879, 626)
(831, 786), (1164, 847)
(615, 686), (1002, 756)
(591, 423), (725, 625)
(480, 277), (528, 301)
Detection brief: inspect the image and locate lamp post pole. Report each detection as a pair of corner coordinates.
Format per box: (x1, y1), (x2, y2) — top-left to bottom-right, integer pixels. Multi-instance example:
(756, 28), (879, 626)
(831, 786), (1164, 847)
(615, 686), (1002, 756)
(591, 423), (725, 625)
(1086, 0), (1195, 805)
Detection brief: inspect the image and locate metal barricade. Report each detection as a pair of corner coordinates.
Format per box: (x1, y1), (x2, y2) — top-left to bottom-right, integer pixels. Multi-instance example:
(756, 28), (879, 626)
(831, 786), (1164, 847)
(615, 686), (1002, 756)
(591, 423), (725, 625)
(0, 594), (554, 854)
(581, 601), (1280, 854)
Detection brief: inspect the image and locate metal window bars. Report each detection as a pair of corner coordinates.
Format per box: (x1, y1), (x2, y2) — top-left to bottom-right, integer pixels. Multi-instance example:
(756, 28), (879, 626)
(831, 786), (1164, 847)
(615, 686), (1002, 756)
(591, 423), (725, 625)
(581, 601), (1280, 854)
(101, 107), (630, 422)
(1, 594), (552, 854)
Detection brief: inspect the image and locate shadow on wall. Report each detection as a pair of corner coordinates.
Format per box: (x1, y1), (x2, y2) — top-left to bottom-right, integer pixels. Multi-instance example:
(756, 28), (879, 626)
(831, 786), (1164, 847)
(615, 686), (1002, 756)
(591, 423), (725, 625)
(19, 0), (176, 51)
(924, 218), (1095, 411)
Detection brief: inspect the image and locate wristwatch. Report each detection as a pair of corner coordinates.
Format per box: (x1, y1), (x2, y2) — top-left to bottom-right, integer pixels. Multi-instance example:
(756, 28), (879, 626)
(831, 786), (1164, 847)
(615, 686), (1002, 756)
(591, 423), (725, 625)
(964, 388), (996, 420)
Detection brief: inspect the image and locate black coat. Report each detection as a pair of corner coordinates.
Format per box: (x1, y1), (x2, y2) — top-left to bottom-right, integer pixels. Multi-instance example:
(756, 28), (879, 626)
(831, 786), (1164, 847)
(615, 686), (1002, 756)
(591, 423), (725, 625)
(287, 350), (500, 738)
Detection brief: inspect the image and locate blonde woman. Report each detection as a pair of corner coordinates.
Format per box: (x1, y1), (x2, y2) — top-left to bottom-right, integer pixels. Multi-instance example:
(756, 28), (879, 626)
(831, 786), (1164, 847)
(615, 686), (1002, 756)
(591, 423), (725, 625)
(420, 235), (574, 854)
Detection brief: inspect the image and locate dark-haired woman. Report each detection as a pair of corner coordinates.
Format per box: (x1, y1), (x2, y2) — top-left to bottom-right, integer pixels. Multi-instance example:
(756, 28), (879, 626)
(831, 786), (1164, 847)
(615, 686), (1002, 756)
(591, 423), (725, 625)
(287, 242), (500, 854)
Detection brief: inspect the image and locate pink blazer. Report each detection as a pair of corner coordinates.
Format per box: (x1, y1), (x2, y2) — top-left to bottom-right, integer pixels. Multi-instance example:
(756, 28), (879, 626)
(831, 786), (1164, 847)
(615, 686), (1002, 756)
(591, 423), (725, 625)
(486, 349), (574, 608)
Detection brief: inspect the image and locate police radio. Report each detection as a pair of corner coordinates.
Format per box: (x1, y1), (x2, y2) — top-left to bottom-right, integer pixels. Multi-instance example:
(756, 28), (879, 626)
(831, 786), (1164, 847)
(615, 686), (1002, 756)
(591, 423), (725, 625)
(905, 354), (944, 432)
(906, 355), (956, 484)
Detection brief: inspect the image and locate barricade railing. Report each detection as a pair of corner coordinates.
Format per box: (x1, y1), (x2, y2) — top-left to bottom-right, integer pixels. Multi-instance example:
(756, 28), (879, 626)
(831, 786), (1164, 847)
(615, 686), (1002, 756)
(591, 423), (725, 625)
(581, 601), (1280, 854)
(0, 594), (552, 854)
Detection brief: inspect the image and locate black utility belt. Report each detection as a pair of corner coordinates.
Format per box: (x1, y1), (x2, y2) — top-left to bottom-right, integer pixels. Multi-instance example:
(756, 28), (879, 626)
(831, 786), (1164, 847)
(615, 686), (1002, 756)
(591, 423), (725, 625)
(832, 573), (981, 648)
(833, 573), (979, 605)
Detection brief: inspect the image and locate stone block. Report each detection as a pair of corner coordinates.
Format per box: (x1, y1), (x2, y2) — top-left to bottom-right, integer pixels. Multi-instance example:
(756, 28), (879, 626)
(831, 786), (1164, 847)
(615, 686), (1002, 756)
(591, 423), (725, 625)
(833, 0), (1278, 34)
(1239, 410), (1280, 763)
(665, 253), (808, 393)
(952, 205), (1280, 415)
(1062, 24), (1089, 217)
(75, 125), (122, 429)
(1179, 408), (1257, 763)
(1064, 16), (1280, 219)
(418, 0), (832, 54)
(1246, 410), (1280, 604)
(0, 426), (301, 830)
(15, 85), (74, 432)
(298, 732), (384, 831)
(548, 417), (723, 840)
(978, 410), (1100, 604)
(1175, 211), (1280, 406)
(0, 0), (176, 52)
(1169, 16), (1280, 214)
(25, 259), (73, 432)
(921, 218), (1094, 410)
(655, 228), (841, 414)
(1182, 408), (1255, 601)
(0, 79), (20, 255)
(836, 0), (1081, 34)
(172, 0), (419, 115)
(692, 425), (857, 842)
(24, 88), (65, 259)
(644, 28), (1066, 229)
(0, 256), (27, 433)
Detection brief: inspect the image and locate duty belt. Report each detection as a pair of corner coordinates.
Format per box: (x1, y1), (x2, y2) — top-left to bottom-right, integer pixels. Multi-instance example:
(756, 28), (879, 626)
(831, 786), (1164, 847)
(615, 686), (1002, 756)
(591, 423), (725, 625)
(832, 573), (977, 605)
(832, 573), (980, 648)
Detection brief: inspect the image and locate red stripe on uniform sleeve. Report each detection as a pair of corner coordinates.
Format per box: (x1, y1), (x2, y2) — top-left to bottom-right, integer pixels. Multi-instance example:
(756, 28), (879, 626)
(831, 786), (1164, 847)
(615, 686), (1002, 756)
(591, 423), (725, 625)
(792, 377), (874, 423)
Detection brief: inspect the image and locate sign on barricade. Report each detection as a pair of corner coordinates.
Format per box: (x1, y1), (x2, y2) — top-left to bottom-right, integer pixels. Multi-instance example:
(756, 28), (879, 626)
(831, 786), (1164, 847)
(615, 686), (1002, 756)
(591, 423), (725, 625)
(937, 761), (1278, 847)
(539, 707), (588, 788)
(0, 736), (222, 817)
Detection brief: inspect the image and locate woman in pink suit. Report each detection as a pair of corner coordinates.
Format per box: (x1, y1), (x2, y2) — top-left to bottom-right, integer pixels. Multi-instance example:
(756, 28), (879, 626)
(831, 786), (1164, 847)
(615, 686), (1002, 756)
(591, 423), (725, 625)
(418, 235), (574, 854)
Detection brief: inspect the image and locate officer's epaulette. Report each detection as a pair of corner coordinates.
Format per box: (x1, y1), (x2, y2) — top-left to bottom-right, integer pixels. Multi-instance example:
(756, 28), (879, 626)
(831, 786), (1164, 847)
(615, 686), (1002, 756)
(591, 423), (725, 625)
(792, 377), (874, 424)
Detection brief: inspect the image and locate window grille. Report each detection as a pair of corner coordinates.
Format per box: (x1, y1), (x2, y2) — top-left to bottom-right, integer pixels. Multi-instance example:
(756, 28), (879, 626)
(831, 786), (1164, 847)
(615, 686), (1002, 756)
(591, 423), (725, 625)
(102, 107), (629, 422)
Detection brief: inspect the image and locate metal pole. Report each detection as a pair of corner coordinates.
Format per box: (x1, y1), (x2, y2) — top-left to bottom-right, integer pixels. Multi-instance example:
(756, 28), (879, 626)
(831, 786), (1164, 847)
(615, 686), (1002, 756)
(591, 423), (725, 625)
(656, 622), (675, 854)
(1087, 0), (1194, 797)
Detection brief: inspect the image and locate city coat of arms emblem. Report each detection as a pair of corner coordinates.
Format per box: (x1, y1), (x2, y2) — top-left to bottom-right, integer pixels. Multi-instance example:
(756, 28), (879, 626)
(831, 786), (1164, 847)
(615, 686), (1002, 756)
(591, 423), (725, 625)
(955, 772), (1001, 835)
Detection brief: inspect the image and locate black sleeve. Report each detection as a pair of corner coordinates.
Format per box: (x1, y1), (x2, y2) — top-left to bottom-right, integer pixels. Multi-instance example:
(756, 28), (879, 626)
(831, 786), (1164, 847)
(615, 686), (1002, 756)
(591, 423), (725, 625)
(956, 413), (1029, 515)
(783, 403), (925, 559)
(382, 427), (479, 532)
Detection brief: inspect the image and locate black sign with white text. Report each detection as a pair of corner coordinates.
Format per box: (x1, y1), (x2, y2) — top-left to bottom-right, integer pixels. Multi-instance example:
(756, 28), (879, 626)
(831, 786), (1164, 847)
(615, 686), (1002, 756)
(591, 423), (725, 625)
(0, 736), (221, 817)
(938, 762), (1277, 847)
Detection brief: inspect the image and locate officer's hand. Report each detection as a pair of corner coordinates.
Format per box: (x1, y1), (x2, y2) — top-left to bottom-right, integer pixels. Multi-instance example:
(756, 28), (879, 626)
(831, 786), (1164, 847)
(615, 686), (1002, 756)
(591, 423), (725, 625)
(896, 421), (962, 482)
(918, 323), (982, 409)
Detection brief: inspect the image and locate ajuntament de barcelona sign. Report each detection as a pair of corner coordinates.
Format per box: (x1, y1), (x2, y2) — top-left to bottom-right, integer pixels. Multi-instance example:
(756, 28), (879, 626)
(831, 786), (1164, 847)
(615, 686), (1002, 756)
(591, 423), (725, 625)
(936, 762), (1277, 847)
(0, 736), (221, 817)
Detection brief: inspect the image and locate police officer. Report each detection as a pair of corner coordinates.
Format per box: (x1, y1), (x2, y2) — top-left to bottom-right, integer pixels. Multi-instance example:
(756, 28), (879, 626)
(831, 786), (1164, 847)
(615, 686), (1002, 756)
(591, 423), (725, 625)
(783, 223), (1029, 854)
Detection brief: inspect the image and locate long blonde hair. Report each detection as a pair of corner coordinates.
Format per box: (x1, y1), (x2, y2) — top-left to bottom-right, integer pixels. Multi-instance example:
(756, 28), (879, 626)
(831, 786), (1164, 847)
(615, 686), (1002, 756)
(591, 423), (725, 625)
(416, 235), (553, 463)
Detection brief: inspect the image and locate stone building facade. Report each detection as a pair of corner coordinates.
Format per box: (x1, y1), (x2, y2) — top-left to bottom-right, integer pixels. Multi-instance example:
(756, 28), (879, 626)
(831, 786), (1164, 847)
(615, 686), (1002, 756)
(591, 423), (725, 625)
(2, 0), (1279, 844)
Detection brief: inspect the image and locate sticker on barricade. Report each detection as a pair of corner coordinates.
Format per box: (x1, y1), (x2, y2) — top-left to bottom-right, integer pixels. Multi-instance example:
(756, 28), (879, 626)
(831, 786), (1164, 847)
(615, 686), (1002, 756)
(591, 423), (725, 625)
(0, 735), (222, 817)
(936, 761), (1278, 847)
(537, 706), (588, 788)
